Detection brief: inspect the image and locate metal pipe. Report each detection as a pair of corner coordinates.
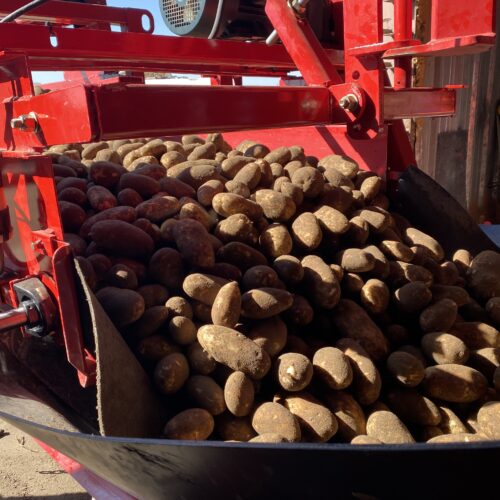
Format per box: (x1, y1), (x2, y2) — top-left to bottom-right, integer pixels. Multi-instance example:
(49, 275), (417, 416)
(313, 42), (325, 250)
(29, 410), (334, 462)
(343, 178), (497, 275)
(393, 0), (413, 89)
(0, 305), (29, 331)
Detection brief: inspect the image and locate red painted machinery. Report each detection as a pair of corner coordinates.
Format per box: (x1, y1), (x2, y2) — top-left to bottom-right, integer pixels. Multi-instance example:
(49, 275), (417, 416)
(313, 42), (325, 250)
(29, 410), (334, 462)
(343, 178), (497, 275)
(0, 1), (497, 497)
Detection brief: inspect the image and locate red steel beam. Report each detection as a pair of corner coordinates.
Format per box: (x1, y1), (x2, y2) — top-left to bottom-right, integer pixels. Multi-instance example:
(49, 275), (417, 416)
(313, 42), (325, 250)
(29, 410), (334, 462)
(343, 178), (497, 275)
(0, 24), (344, 75)
(0, 0), (153, 33)
(383, 88), (456, 120)
(9, 84), (332, 147)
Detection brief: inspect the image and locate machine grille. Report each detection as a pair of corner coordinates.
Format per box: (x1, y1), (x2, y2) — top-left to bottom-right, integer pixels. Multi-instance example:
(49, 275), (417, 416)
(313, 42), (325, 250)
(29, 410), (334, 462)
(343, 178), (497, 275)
(162, 0), (202, 30)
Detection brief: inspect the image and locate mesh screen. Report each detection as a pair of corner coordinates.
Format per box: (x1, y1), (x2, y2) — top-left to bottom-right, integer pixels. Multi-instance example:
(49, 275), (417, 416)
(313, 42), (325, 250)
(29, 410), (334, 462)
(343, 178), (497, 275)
(162, 0), (202, 29)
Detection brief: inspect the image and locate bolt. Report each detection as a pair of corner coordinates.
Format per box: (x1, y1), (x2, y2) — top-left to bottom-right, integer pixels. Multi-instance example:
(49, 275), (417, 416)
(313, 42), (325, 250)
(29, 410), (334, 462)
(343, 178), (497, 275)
(338, 94), (360, 113)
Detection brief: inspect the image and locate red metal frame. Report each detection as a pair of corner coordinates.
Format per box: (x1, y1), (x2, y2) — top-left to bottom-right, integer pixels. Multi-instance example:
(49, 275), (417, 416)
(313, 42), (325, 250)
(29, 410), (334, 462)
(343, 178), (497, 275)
(0, 0), (495, 388)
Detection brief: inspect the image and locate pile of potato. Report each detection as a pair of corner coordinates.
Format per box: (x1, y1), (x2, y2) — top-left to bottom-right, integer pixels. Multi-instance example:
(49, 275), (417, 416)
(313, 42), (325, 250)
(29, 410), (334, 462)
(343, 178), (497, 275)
(47, 134), (500, 445)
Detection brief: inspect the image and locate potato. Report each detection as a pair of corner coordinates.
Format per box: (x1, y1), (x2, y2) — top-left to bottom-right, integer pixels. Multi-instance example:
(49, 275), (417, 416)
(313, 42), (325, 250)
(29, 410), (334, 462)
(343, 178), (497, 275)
(137, 284), (169, 308)
(212, 193), (262, 221)
(188, 142), (216, 161)
(241, 287), (293, 319)
(58, 187), (87, 207)
(208, 263), (242, 282)
(275, 352), (313, 392)
(198, 324), (270, 379)
(154, 352), (189, 395)
(65, 233), (88, 256)
(117, 188), (143, 208)
(343, 273), (364, 293)
(134, 163), (166, 180)
(211, 281), (241, 328)
(168, 316), (197, 345)
(59, 201), (86, 232)
(247, 316), (288, 357)
(215, 414), (255, 442)
(351, 435), (382, 445)
(286, 295), (314, 326)
(249, 433), (288, 443)
(176, 164), (223, 189)
(242, 266), (279, 290)
(332, 300), (389, 362)
(148, 248), (184, 289)
(389, 261), (434, 287)
(214, 213), (258, 246)
(196, 179), (224, 206)
(279, 180), (304, 206)
(467, 250), (500, 300)
(453, 249), (472, 275)
(231, 162), (261, 190)
(127, 305), (169, 340)
(186, 341), (216, 375)
(134, 196), (179, 224)
(468, 348), (500, 378)
(224, 371), (255, 417)
(252, 402), (300, 442)
(322, 391), (366, 442)
(89, 220), (153, 259)
(171, 218), (215, 268)
(450, 322), (500, 349)
(164, 408), (214, 440)
(434, 261), (459, 286)
(277, 392), (337, 442)
(394, 282), (432, 313)
(301, 255), (340, 309)
(133, 218), (160, 243)
(386, 352), (425, 387)
(360, 279), (389, 314)
(427, 433), (486, 444)
(137, 335), (180, 362)
(379, 240), (413, 262)
(354, 207), (390, 233)
(429, 285), (470, 307)
(344, 216), (369, 246)
(477, 401), (500, 439)
(185, 375), (226, 416)
(422, 364), (488, 403)
(421, 333), (469, 365)
(95, 287), (144, 328)
(336, 338), (381, 405)
(221, 156), (255, 177)
(118, 173), (160, 198)
(82, 141), (108, 160)
(313, 347), (352, 390)
(117, 142), (142, 161)
(336, 249), (375, 273)
(314, 206), (350, 235)
(87, 253), (112, 280)
(486, 297), (500, 326)
(254, 189), (296, 221)
(403, 227), (444, 261)
(318, 154), (358, 179)
(362, 245), (390, 279)
(360, 175), (381, 201)
(284, 161), (303, 179)
(260, 224), (293, 258)
(419, 297), (458, 334)
(105, 263), (138, 289)
(291, 212), (323, 250)
(217, 242), (267, 272)
(183, 273), (228, 306)
(366, 411), (415, 444)
(387, 389), (441, 427)
(290, 166), (324, 198)
(273, 255), (303, 285)
(160, 150), (186, 169)
(438, 406), (468, 434)
(264, 147), (291, 166)
(159, 177), (196, 199)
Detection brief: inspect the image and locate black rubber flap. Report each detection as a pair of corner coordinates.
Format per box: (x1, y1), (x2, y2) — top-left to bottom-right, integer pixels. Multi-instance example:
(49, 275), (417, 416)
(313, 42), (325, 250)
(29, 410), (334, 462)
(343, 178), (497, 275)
(396, 166), (498, 256)
(1, 410), (500, 500)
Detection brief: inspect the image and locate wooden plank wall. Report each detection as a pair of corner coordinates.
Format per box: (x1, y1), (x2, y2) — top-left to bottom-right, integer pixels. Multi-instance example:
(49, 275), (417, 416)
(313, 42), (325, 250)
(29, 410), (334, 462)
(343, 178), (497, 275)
(414, 1), (500, 223)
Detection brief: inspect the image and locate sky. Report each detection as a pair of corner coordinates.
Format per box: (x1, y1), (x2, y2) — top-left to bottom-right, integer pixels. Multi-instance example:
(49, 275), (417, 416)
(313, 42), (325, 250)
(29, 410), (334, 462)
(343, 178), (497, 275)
(32, 0), (280, 85)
